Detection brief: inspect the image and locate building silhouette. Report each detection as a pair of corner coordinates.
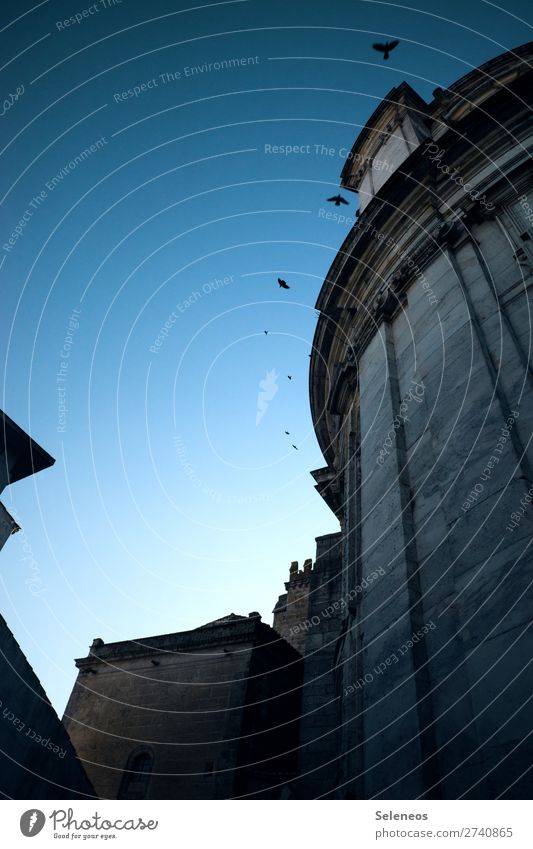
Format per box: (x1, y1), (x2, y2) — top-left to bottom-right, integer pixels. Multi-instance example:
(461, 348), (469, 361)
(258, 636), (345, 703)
(0, 410), (94, 799)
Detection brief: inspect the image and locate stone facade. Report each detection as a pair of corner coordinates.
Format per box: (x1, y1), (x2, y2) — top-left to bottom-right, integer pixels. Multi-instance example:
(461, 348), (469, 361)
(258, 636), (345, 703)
(296, 533), (344, 798)
(307, 42), (533, 799)
(273, 558), (313, 654)
(64, 614), (302, 799)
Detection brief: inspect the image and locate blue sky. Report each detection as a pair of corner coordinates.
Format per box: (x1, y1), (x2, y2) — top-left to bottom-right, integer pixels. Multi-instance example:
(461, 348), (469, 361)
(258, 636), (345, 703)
(0, 0), (531, 714)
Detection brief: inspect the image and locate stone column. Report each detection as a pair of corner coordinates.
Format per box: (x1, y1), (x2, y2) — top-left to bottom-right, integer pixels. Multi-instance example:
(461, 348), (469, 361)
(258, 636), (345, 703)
(357, 315), (441, 799)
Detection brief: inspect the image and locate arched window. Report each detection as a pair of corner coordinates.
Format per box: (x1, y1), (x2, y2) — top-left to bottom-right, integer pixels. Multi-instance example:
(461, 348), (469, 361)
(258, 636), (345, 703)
(118, 748), (153, 799)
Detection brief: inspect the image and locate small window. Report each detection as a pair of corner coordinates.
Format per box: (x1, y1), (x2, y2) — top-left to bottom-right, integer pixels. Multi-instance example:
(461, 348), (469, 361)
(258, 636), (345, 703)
(118, 749), (153, 799)
(503, 197), (533, 260)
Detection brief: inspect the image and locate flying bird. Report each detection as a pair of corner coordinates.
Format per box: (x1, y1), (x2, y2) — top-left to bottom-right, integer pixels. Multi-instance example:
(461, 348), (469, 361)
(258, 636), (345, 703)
(285, 431), (290, 435)
(292, 444), (298, 450)
(287, 375), (292, 380)
(372, 39), (399, 60)
(264, 330), (268, 334)
(278, 278), (290, 289)
(327, 194), (349, 206)
(151, 659), (160, 666)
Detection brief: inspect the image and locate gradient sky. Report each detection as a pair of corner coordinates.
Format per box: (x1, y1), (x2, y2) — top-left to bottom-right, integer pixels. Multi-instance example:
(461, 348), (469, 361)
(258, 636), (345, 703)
(1, 0), (531, 714)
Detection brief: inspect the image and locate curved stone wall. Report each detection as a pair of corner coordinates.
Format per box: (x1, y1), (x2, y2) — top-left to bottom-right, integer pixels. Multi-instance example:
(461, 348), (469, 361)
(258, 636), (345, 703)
(307, 42), (533, 799)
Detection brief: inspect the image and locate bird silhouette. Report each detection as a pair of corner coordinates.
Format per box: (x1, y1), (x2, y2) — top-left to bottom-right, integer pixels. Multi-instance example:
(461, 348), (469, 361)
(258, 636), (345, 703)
(285, 430), (290, 435)
(264, 330), (268, 334)
(287, 375), (292, 380)
(372, 39), (399, 60)
(151, 659), (160, 666)
(327, 194), (349, 206)
(278, 278), (290, 289)
(292, 444), (298, 450)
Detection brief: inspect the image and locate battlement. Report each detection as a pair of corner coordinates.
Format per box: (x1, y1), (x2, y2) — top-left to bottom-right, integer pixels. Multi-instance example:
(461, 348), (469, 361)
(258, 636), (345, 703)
(273, 557), (314, 655)
(287, 558), (313, 588)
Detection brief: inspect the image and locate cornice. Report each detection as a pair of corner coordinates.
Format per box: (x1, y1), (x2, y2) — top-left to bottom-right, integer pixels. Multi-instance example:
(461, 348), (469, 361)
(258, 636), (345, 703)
(310, 466), (345, 520)
(74, 618), (280, 666)
(310, 67), (533, 464)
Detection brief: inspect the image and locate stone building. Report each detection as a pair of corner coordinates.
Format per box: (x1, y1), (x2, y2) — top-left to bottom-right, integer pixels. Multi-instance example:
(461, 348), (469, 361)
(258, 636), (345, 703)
(64, 613), (302, 799)
(0, 410), (94, 799)
(273, 557), (313, 654)
(303, 41), (533, 799)
(291, 534), (344, 794)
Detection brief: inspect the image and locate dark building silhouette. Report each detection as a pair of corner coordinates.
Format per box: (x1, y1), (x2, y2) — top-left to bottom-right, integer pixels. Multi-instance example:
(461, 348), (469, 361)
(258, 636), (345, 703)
(0, 410), (94, 799)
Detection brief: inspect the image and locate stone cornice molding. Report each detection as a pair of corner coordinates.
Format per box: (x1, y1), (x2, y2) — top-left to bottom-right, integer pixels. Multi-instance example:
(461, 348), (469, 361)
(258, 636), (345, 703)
(75, 618), (299, 667)
(310, 51), (533, 465)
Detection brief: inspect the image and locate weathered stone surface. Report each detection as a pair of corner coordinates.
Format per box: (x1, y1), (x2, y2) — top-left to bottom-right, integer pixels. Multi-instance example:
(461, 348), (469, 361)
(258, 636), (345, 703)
(273, 559), (314, 655)
(307, 43), (533, 799)
(296, 532), (344, 798)
(64, 615), (302, 799)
